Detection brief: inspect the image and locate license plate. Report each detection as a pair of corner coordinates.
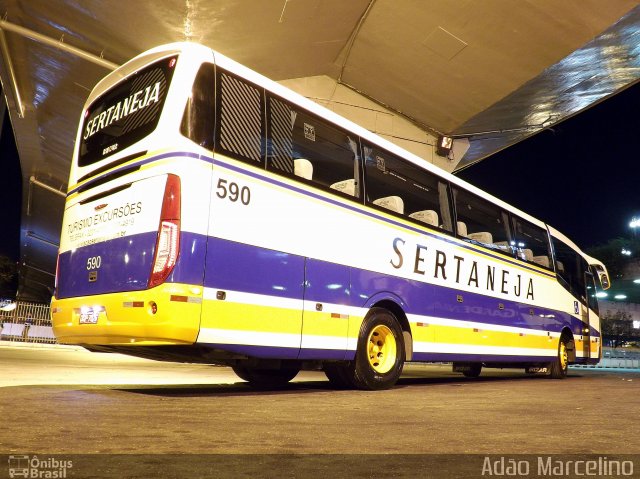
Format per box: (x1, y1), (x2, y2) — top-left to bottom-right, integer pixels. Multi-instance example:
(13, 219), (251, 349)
(79, 309), (100, 324)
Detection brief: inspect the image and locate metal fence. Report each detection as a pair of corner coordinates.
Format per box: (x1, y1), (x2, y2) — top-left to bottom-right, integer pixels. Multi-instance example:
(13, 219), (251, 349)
(0, 301), (56, 344)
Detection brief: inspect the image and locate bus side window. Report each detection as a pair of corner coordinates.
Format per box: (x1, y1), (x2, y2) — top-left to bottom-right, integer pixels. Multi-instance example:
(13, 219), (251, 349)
(181, 63), (215, 150)
(586, 272), (599, 315)
(215, 70), (265, 165)
(512, 217), (552, 270)
(363, 143), (453, 232)
(266, 94), (358, 196)
(267, 96), (298, 176)
(294, 109), (358, 197)
(552, 237), (588, 304)
(453, 188), (513, 255)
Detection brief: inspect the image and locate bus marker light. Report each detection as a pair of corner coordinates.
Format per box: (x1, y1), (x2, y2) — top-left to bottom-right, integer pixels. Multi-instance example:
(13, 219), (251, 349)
(124, 302), (144, 308)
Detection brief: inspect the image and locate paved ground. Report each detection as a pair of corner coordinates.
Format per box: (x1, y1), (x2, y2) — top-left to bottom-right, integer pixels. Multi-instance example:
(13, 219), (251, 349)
(1, 344), (638, 477)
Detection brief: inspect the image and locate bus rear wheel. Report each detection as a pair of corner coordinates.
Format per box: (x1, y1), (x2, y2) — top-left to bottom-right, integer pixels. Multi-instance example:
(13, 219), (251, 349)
(549, 336), (569, 379)
(349, 308), (405, 390)
(232, 365), (299, 389)
(323, 362), (354, 389)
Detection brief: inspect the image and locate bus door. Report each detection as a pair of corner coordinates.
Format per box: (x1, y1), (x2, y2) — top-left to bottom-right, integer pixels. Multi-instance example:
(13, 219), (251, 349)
(200, 234), (305, 358)
(577, 271), (599, 360)
(583, 270), (600, 360)
(299, 258), (350, 360)
(579, 302), (591, 360)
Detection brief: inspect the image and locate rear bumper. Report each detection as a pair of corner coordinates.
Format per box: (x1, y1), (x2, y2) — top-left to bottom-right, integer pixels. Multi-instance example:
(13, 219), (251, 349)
(51, 283), (202, 345)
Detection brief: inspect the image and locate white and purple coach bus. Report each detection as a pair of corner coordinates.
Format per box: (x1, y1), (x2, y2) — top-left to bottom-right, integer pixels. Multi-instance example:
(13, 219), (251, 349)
(51, 43), (610, 389)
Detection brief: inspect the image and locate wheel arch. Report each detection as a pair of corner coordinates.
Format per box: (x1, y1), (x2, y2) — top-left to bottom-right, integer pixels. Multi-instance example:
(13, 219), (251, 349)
(560, 327), (576, 362)
(370, 299), (413, 361)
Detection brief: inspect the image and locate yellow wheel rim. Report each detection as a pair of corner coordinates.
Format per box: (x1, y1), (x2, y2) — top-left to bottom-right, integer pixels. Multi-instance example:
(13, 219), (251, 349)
(559, 341), (568, 371)
(367, 324), (397, 374)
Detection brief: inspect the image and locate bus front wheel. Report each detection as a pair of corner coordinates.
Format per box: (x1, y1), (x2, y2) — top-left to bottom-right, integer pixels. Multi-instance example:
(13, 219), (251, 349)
(232, 365), (299, 389)
(349, 308), (405, 390)
(548, 336), (570, 379)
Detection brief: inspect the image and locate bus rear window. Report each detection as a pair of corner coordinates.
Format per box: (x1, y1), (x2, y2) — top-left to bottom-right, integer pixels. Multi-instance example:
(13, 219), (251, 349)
(78, 55), (178, 167)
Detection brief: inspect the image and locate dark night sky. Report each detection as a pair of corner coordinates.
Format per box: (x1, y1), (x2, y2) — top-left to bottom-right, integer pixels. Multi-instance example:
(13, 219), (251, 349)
(457, 81), (640, 250)
(0, 110), (21, 262)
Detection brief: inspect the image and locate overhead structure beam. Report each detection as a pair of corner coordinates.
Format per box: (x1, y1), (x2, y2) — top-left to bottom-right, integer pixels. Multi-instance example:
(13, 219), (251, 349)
(0, 24), (25, 117)
(0, 85), (6, 125)
(29, 176), (66, 198)
(25, 231), (59, 249)
(0, 19), (118, 71)
(27, 176), (66, 217)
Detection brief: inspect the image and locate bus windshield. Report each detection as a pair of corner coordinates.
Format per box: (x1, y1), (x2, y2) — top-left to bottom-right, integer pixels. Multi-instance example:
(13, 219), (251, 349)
(78, 55), (177, 167)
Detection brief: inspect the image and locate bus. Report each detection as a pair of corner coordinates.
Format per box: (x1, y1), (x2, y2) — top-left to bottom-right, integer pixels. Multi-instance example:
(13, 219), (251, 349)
(51, 42), (610, 390)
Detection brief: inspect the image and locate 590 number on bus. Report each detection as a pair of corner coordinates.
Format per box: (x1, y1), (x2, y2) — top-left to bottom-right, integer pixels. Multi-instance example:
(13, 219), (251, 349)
(216, 178), (251, 205)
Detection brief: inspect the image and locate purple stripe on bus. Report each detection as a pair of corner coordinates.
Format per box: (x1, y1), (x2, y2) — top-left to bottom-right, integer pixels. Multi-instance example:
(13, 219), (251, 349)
(204, 237), (596, 338)
(205, 237), (305, 300)
(411, 352), (553, 363)
(57, 230), (157, 298)
(202, 343), (301, 360)
(298, 347), (352, 361)
(200, 344), (553, 364)
(203, 342), (349, 361)
(56, 230), (207, 299)
(168, 231), (208, 285)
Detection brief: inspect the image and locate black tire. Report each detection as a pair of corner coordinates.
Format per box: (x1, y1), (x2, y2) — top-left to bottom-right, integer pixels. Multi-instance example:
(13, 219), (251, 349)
(549, 335), (570, 379)
(323, 362), (354, 389)
(232, 365), (299, 389)
(348, 308), (405, 390)
(461, 363), (482, 378)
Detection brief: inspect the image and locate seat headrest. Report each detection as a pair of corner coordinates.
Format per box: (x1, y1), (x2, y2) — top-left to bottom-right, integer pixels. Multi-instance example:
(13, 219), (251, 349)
(293, 159), (313, 180)
(373, 196), (404, 214)
(409, 210), (438, 227)
(330, 179), (356, 196)
(467, 232), (493, 244)
(532, 255), (550, 268)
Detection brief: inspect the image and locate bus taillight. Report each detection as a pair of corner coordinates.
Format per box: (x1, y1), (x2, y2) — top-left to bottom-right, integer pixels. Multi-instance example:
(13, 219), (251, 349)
(149, 174), (181, 288)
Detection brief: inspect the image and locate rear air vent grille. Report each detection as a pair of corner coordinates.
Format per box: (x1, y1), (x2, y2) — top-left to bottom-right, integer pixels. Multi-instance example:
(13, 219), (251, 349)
(77, 165), (140, 195)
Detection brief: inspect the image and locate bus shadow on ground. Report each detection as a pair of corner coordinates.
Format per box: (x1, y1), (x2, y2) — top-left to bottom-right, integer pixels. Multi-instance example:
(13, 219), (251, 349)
(111, 370), (567, 398)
